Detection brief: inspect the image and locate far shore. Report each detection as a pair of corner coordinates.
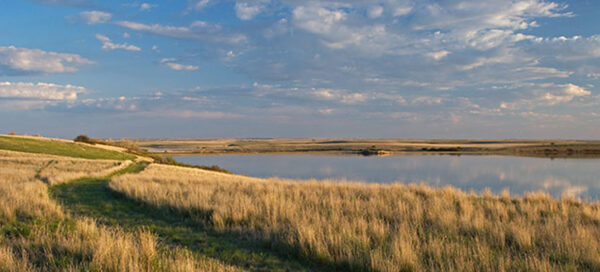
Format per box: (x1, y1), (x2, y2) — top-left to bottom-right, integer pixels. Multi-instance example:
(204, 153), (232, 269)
(135, 138), (600, 158)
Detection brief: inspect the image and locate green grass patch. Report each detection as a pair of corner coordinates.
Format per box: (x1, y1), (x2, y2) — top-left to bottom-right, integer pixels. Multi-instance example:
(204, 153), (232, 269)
(0, 136), (135, 160)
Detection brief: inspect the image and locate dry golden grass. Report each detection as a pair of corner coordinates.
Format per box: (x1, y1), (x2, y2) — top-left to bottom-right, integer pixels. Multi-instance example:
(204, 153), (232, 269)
(0, 150), (131, 185)
(0, 150), (240, 272)
(0, 218), (241, 272)
(111, 164), (600, 271)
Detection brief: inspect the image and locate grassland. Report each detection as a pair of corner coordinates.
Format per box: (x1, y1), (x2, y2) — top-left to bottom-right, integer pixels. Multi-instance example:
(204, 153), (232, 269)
(136, 138), (600, 158)
(0, 135), (135, 160)
(111, 164), (600, 271)
(2, 135), (600, 271)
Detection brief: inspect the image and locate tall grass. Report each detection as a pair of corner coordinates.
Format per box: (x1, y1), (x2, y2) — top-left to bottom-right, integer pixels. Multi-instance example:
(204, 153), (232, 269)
(111, 164), (600, 271)
(0, 150), (131, 185)
(0, 150), (239, 271)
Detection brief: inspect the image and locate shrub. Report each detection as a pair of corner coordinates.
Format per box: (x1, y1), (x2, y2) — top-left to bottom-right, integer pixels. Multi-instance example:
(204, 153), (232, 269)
(74, 135), (96, 145)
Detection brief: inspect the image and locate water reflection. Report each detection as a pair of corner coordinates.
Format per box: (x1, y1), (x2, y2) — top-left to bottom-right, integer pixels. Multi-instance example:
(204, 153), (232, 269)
(176, 154), (600, 199)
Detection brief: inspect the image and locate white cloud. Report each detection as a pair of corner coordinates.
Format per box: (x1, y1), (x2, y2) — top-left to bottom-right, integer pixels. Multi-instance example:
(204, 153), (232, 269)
(393, 7), (412, 17)
(115, 20), (246, 44)
(235, 2), (265, 20)
(0, 46), (93, 74)
(427, 50), (450, 60)
(499, 83), (591, 110)
(0, 82), (87, 101)
(541, 84), (590, 105)
(367, 5), (384, 19)
(535, 35), (600, 60)
(188, 0), (210, 11)
(78, 11), (111, 24)
(312, 88), (367, 104)
(411, 96), (444, 105)
(95, 34), (141, 51)
(292, 4), (402, 54)
(293, 5), (346, 35)
(140, 3), (157, 11)
(160, 58), (199, 71)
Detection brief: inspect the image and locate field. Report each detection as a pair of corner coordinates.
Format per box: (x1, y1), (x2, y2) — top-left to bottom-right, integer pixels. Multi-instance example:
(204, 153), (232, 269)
(136, 138), (600, 158)
(1, 135), (600, 271)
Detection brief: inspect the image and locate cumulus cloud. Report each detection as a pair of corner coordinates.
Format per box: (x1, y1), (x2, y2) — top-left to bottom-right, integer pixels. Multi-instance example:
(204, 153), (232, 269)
(159, 58), (198, 71)
(227, 0), (596, 94)
(541, 84), (591, 105)
(234, 1), (266, 20)
(499, 83), (591, 110)
(78, 10), (111, 24)
(0, 46), (93, 75)
(0, 82), (87, 101)
(293, 5), (346, 35)
(95, 34), (141, 51)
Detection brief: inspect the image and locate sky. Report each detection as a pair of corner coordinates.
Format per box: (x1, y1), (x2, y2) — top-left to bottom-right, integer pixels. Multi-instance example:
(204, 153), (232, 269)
(1, 0), (599, 139)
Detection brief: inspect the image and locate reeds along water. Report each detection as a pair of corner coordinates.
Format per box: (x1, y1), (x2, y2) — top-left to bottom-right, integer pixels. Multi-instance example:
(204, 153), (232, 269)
(0, 150), (238, 272)
(111, 164), (600, 271)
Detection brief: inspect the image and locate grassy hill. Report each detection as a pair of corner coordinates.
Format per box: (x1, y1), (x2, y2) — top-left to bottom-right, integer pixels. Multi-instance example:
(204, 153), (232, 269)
(0, 135), (135, 160)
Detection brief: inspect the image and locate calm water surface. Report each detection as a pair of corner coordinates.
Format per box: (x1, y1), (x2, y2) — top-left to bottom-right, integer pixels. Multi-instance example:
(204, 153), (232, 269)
(177, 154), (600, 199)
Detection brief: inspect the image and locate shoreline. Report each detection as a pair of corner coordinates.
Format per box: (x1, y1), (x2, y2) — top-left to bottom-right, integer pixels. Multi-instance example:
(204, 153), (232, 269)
(136, 138), (600, 158)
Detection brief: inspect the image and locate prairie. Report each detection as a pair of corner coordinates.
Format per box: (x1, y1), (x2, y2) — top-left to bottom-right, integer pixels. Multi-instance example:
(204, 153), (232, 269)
(3, 135), (600, 271)
(111, 164), (600, 271)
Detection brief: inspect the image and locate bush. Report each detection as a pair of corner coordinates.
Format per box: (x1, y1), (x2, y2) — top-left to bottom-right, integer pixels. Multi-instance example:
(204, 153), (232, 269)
(74, 135), (96, 145)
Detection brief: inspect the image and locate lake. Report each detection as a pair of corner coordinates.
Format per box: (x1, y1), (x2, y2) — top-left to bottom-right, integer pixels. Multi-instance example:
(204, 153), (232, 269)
(176, 154), (600, 200)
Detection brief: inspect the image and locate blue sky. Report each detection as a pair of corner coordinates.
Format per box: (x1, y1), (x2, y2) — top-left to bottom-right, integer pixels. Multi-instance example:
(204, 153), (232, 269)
(1, 0), (599, 139)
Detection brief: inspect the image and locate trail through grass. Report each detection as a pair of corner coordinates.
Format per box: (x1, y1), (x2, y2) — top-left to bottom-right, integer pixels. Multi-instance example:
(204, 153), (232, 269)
(0, 135), (135, 160)
(50, 163), (310, 272)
